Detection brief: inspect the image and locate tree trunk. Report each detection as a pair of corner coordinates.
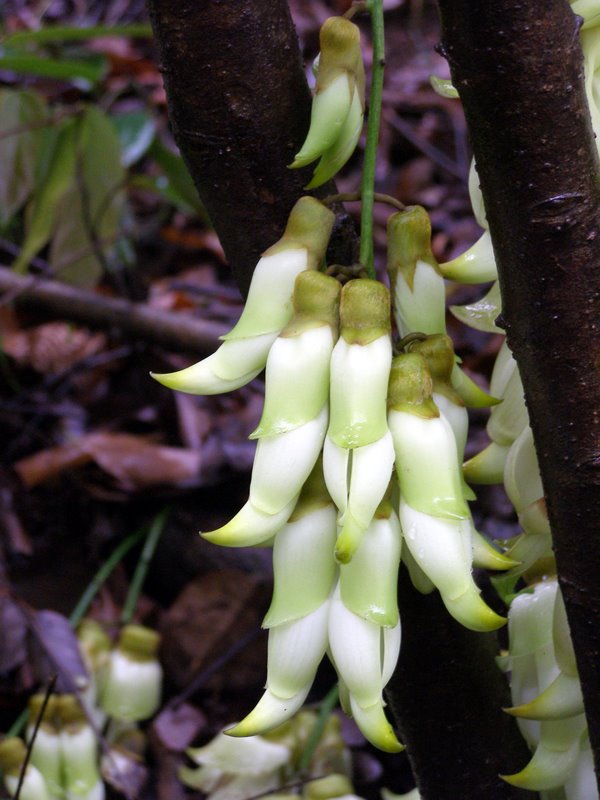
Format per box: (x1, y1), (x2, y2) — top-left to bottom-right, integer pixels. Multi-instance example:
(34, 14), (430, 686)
(436, 0), (600, 786)
(145, 0), (356, 297)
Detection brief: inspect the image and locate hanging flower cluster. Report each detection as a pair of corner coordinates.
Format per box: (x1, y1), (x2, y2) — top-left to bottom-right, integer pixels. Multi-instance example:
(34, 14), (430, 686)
(152, 190), (515, 751)
(0, 622), (163, 800)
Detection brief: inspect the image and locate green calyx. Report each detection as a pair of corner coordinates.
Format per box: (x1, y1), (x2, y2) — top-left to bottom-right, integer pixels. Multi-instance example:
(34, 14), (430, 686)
(57, 694), (86, 727)
(314, 17), (362, 92)
(118, 624), (161, 662)
(0, 737), (26, 774)
(340, 278), (391, 345)
(387, 205), (439, 290)
(282, 270), (341, 337)
(28, 694), (59, 730)
(264, 197), (335, 269)
(409, 334), (464, 406)
(387, 353), (439, 418)
(288, 456), (332, 522)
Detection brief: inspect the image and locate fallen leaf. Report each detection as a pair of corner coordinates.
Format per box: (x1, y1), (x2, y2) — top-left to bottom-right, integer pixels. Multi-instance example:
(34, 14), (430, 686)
(152, 702), (207, 752)
(0, 596), (28, 674)
(3, 321), (106, 374)
(29, 609), (87, 692)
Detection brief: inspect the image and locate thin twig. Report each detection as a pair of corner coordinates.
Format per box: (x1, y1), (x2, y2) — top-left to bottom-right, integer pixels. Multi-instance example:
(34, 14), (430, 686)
(13, 676), (57, 800)
(322, 190), (405, 211)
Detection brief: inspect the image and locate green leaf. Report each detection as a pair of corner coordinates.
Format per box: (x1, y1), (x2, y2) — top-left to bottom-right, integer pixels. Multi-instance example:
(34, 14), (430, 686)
(112, 110), (156, 167)
(0, 50), (107, 85)
(148, 137), (205, 216)
(13, 117), (78, 273)
(49, 107), (126, 288)
(0, 89), (47, 226)
(4, 23), (153, 46)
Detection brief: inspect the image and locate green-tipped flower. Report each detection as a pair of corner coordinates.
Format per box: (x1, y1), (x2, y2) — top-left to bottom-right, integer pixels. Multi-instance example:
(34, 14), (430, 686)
(504, 425), (543, 514)
(291, 17), (365, 186)
(305, 774), (363, 799)
(339, 496), (401, 627)
(0, 738), (54, 800)
(388, 354), (469, 520)
(151, 197), (334, 395)
(251, 271), (340, 438)
(328, 582), (403, 752)
(101, 624), (162, 722)
(228, 602), (329, 737)
(471, 529), (519, 571)
(324, 279), (393, 562)
(387, 206), (446, 338)
(440, 231), (497, 284)
(57, 695), (104, 800)
(181, 730), (290, 800)
(26, 695), (63, 798)
(263, 463), (337, 628)
(399, 499), (505, 632)
(202, 494), (299, 548)
(463, 442), (510, 485)
(450, 281), (503, 334)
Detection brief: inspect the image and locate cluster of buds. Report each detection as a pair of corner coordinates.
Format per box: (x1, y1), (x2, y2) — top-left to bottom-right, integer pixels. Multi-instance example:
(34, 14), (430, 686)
(0, 622), (163, 800)
(498, 581), (594, 798)
(290, 17), (365, 189)
(0, 695), (103, 800)
(152, 193), (516, 751)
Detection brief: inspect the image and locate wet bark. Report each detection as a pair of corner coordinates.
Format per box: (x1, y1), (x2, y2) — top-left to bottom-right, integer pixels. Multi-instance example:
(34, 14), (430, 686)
(146, 0), (356, 297)
(437, 0), (600, 785)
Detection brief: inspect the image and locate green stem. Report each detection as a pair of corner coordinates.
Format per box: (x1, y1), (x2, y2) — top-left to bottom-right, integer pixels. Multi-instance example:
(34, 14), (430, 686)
(69, 525), (147, 628)
(120, 506), (170, 625)
(297, 684), (340, 773)
(359, 0), (385, 278)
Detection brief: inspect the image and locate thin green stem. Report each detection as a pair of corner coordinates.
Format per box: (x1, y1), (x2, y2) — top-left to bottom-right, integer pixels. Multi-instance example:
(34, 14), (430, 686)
(69, 525), (147, 627)
(297, 684), (340, 773)
(359, 0), (385, 278)
(120, 506), (170, 625)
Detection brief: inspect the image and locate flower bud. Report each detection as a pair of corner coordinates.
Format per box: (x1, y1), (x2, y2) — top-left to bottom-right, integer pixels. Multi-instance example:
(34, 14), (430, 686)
(57, 695), (104, 800)
(101, 625), (162, 722)
(291, 17), (364, 182)
(387, 207), (445, 337)
(0, 738), (54, 800)
(26, 694), (62, 797)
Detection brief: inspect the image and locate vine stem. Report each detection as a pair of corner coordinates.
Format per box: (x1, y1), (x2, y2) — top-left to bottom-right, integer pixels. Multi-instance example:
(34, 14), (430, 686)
(359, 0), (385, 279)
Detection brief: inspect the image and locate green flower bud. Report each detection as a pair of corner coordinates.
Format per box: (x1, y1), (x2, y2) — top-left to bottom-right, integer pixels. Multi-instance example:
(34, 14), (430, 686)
(57, 695), (102, 799)
(0, 738), (54, 800)
(26, 695), (62, 797)
(387, 207), (445, 337)
(101, 625), (162, 722)
(291, 17), (364, 175)
(328, 280), (392, 449)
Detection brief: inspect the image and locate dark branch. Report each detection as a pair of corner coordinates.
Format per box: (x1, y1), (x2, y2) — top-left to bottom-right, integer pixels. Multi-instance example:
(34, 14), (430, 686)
(437, 0), (600, 784)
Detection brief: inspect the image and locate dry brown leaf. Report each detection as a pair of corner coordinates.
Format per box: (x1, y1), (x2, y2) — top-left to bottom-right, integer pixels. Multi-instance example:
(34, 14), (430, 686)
(160, 570), (270, 693)
(14, 433), (201, 490)
(3, 322), (107, 375)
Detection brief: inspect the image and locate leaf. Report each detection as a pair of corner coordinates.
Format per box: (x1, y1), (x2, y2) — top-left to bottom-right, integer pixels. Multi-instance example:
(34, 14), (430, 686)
(0, 596), (28, 674)
(0, 89), (47, 226)
(152, 703), (207, 752)
(49, 106), (126, 287)
(0, 50), (107, 85)
(13, 117), (78, 273)
(4, 24), (153, 46)
(101, 748), (148, 800)
(112, 110), (156, 167)
(148, 137), (205, 216)
(30, 610), (88, 691)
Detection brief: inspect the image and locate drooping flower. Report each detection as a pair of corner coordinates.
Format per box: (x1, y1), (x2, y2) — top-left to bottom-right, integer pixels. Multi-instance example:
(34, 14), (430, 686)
(151, 197), (334, 395)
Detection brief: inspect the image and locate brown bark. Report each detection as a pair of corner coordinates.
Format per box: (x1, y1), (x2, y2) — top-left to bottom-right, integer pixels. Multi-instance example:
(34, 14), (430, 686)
(436, 0), (600, 784)
(145, 0), (356, 297)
